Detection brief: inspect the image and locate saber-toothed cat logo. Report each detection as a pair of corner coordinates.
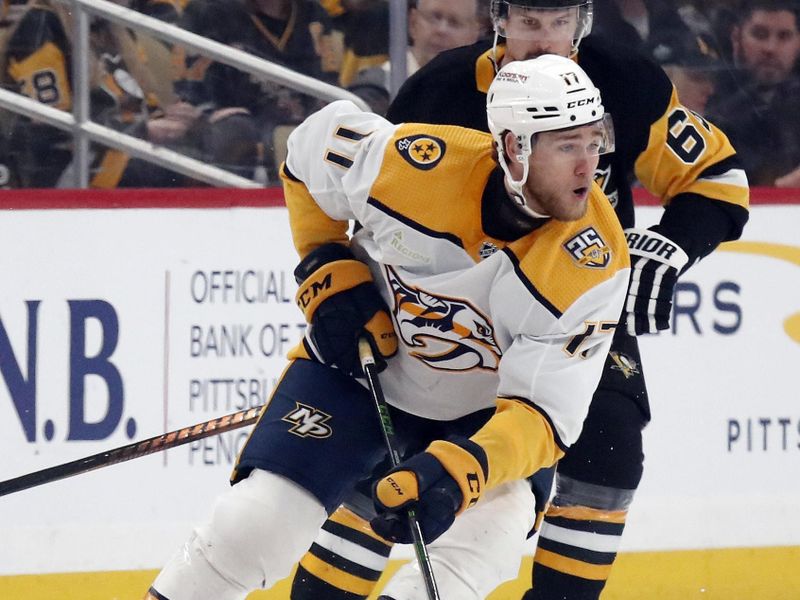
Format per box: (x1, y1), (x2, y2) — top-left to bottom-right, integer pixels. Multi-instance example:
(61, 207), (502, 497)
(385, 266), (502, 371)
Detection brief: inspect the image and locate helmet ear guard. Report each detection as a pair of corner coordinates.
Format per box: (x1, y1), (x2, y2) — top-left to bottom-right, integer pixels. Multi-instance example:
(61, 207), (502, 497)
(514, 134), (529, 163)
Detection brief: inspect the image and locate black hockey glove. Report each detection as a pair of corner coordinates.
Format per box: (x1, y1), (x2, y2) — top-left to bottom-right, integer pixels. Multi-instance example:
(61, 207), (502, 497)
(624, 227), (689, 335)
(295, 243), (397, 376)
(371, 438), (488, 543)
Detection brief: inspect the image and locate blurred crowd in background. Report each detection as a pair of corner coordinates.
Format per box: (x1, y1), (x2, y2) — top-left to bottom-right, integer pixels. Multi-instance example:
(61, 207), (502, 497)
(0, 0), (798, 189)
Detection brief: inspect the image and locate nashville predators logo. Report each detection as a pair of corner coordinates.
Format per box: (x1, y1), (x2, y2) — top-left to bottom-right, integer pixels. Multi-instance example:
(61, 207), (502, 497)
(282, 403), (332, 438)
(396, 134), (446, 170)
(564, 227), (611, 269)
(386, 266), (502, 371)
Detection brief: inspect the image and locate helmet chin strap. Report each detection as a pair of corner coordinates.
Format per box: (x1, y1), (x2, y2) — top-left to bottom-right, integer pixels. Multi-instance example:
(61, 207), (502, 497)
(496, 138), (550, 219)
(491, 31), (504, 71)
(569, 42), (579, 58)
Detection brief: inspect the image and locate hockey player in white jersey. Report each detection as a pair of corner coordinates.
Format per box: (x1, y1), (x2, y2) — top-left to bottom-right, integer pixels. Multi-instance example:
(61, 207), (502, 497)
(145, 54), (630, 600)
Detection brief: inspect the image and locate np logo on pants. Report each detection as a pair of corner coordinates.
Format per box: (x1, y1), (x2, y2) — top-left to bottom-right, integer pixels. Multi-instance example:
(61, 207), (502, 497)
(282, 402), (333, 438)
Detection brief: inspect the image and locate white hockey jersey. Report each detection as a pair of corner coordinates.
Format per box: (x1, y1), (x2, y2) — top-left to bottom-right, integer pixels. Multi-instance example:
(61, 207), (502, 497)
(282, 100), (629, 482)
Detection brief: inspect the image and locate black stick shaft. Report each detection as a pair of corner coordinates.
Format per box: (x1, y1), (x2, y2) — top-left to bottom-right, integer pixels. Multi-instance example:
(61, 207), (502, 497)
(358, 339), (440, 600)
(0, 406), (262, 498)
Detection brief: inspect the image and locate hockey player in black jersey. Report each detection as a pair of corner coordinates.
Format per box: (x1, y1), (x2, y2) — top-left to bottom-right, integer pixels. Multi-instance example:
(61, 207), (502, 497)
(289, 1), (750, 599)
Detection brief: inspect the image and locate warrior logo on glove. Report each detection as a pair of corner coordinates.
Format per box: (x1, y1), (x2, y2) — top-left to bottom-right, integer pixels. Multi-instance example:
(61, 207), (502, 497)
(624, 227), (689, 336)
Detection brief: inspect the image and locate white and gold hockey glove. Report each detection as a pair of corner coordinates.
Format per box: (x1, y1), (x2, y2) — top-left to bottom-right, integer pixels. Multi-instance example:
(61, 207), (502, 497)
(624, 227), (689, 335)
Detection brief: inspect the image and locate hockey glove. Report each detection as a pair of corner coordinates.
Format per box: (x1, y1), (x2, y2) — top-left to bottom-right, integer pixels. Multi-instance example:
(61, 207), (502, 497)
(371, 438), (488, 543)
(624, 227), (689, 336)
(295, 243), (397, 376)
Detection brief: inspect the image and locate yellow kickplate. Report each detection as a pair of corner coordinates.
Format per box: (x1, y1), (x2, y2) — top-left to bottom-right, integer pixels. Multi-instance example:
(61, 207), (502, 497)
(1, 547), (799, 600)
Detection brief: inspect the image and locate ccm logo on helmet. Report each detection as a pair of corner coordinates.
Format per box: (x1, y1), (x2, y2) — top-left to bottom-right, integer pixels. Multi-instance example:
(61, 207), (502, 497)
(567, 98), (596, 108)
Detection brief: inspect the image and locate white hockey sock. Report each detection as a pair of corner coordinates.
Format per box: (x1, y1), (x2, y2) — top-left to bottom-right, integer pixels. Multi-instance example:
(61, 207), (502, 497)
(151, 469), (327, 600)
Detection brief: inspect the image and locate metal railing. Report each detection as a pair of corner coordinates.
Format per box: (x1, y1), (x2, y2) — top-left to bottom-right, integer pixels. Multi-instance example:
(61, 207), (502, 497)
(0, 0), (374, 188)
(388, 0), (409, 98)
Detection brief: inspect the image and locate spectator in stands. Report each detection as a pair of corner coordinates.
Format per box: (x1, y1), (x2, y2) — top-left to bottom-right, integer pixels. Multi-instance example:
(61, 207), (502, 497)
(318, 0), (390, 88)
(348, 0), (489, 113)
(170, 0), (338, 183)
(646, 31), (723, 114)
(176, 0), (337, 84)
(0, 0), (184, 187)
(707, 0), (800, 186)
(406, 0), (487, 72)
(591, 0), (693, 51)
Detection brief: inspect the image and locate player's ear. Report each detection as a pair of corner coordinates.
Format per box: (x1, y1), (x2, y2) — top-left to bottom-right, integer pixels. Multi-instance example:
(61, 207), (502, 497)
(503, 131), (522, 166)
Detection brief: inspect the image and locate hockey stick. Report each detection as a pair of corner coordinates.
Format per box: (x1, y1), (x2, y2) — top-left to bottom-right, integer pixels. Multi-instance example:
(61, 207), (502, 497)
(358, 339), (440, 600)
(0, 406), (262, 498)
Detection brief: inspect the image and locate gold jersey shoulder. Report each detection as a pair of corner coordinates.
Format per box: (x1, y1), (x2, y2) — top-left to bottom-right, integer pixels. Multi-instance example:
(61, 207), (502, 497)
(369, 123), (495, 245)
(635, 88), (749, 211)
(508, 182), (629, 315)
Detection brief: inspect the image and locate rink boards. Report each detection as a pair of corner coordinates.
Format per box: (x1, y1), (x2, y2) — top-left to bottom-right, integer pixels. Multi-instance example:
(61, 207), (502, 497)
(0, 188), (798, 598)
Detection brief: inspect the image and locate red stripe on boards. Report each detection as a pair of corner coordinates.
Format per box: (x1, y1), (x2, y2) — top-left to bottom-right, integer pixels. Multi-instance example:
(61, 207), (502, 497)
(0, 186), (797, 209)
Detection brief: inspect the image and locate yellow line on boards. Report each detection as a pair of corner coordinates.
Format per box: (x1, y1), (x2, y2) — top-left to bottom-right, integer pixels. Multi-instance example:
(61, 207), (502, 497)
(1, 547), (799, 600)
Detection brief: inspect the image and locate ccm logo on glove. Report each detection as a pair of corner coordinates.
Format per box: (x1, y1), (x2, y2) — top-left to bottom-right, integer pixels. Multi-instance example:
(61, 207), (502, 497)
(296, 273), (332, 309)
(296, 260), (373, 318)
(372, 438), (488, 543)
(294, 243), (398, 376)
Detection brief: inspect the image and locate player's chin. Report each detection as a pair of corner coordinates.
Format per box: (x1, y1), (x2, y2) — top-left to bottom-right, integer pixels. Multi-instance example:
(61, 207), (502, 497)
(553, 193), (588, 221)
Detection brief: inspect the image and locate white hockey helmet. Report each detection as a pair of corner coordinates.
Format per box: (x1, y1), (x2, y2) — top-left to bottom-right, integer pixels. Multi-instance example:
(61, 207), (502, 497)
(491, 0), (593, 56)
(486, 54), (613, 215)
